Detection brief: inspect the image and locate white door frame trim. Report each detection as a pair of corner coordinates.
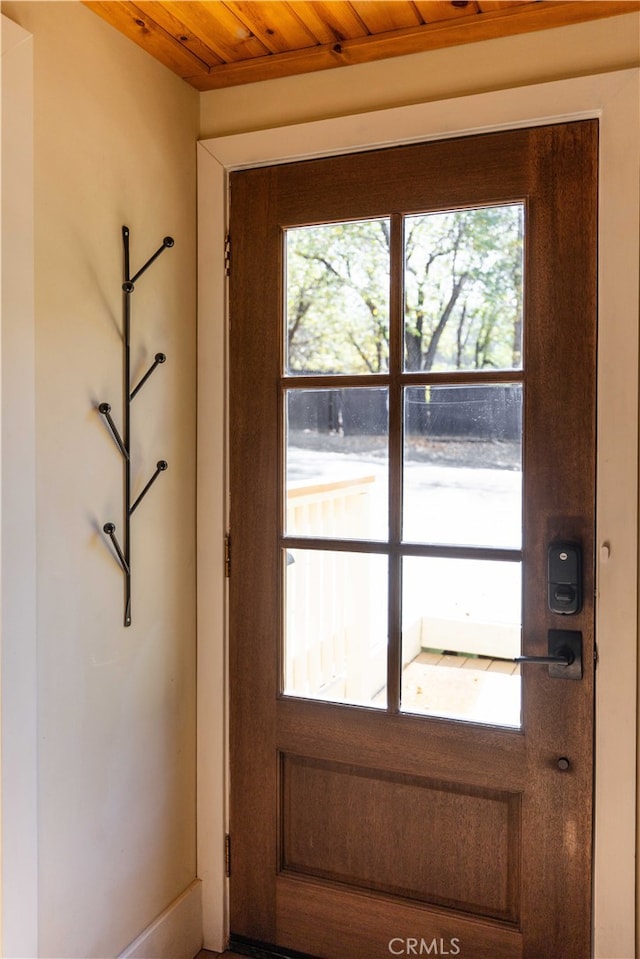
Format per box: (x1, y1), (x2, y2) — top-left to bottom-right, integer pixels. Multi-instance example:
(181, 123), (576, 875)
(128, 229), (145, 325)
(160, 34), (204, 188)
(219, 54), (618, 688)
(196, 69), (640, 957)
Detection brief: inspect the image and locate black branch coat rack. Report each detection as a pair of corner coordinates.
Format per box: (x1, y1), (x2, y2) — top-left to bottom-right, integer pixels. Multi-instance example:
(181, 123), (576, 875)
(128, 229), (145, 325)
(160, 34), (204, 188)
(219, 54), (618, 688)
(99, 225), (173, 626)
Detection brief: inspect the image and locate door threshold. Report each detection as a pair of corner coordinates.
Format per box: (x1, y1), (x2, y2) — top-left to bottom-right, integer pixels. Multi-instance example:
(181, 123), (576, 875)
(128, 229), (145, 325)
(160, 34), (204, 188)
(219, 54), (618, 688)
(229, 935), (319, 959)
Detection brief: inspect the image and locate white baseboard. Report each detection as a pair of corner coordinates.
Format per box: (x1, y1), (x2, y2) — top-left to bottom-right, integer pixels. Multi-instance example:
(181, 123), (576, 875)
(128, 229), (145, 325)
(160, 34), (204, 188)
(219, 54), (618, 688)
(118, 880), (203, 959)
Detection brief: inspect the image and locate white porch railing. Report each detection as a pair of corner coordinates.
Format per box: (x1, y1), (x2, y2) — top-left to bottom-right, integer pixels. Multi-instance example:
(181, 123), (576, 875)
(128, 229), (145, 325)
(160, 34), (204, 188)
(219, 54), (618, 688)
(283, 472), (520, 708)
(284, 475), (386, 705)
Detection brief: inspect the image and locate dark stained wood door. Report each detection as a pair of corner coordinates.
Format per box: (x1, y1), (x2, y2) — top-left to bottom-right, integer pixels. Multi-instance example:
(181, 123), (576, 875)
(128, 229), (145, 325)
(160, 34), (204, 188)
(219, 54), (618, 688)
(228, 122), (597, 959)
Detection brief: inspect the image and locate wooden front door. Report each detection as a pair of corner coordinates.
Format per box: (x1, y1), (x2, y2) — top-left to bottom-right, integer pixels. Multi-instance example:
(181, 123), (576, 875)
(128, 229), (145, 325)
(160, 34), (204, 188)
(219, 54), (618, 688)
(228, 122), (597, 959)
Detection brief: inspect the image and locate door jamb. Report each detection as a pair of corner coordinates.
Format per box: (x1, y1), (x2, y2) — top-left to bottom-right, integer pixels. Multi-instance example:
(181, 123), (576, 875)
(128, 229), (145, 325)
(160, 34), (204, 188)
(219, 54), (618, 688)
(196, 69), (640, 957)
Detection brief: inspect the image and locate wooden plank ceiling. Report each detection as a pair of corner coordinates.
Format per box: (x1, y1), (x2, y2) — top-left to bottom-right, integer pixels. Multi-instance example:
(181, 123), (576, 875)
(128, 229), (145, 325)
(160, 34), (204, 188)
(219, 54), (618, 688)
(84, 1), (640, 89)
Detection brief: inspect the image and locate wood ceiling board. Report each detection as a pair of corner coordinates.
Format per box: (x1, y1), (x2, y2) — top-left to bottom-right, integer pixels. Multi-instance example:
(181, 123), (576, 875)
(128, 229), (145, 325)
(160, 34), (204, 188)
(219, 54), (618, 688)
(166, 0), (271, 62)
(133, 1), (224, 67)
(414, 2), (482, 23)
(224, 1), (319, 53)
(287, 2), (370, 44)
(85, 0), (640, 90)
(477, 0), (538, 10)
(350, 0), (423, 33)
(187, 0), (640, 89)
(84, 0), (214, 77)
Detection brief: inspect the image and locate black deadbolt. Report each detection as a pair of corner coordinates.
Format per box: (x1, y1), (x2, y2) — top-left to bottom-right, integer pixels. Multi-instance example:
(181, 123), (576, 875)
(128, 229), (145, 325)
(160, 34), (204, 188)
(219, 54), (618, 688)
(548, 543), (582, 615)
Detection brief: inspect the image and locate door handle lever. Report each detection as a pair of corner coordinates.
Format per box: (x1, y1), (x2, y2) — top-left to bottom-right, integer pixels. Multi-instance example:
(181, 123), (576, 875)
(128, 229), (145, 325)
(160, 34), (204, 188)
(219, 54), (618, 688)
(516, 648), (574, 667)
(514, 630), (583, 680)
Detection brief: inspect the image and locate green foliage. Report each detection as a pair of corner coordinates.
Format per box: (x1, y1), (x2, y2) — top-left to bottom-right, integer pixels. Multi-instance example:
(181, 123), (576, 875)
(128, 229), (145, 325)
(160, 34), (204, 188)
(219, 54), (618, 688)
(285, 204), (523, 374)
(285, 219), (390, 373)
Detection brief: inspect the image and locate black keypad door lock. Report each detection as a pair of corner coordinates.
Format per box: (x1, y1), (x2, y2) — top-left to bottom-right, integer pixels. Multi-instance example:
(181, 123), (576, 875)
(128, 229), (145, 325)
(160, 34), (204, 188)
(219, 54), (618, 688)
(548, 542), (582, 615)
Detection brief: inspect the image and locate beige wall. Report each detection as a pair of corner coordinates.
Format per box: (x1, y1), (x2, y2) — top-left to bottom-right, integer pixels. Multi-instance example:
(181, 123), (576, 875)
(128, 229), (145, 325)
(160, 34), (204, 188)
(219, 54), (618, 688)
(200, 12), (640, 137)
(0, 2), (199, 956)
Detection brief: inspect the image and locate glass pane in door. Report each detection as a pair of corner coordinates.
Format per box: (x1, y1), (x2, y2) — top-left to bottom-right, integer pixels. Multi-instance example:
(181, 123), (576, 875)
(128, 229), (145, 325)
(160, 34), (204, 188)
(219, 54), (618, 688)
(403, 384), (522, 548)
(284, 549), (388, 708)
(286, 388), (388, 541)
(404, 204), (524, 373)
(401, 556), (522, 727)
(285, 218), (391, 376)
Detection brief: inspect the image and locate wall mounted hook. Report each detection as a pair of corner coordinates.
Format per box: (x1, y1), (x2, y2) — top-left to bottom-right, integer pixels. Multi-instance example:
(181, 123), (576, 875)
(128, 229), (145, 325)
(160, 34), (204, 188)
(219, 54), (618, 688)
(103, 522), (129, 575)
(125, 234), (174, 290)
(98, 402), (128, 459)
(97, 225), (172, 626)
(131, 460), (168, 515)
(130, 353), (167, 400)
